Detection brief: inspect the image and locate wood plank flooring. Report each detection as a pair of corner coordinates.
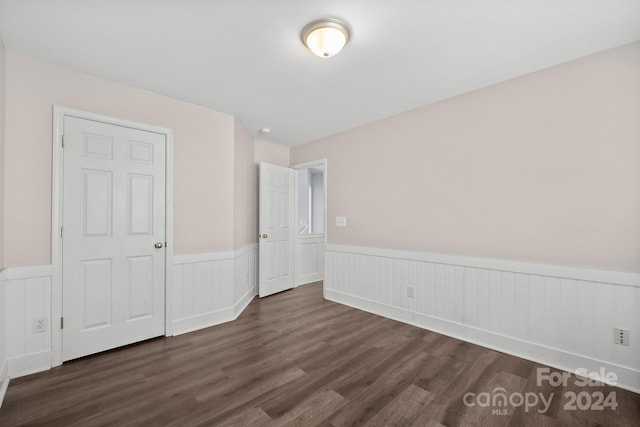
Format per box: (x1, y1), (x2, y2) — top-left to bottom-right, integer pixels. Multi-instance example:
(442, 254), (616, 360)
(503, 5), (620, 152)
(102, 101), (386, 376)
(1, 282), (638, 426)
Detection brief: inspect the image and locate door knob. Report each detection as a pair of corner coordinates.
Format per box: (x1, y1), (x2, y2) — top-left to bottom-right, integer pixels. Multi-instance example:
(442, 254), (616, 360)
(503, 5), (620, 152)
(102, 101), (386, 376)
(154, 242), (164, 249)
(262, 234), (268, 239)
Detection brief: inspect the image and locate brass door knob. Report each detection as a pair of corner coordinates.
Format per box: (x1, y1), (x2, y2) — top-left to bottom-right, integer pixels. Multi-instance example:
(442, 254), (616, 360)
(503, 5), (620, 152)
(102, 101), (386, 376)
(154, 242), (164, 249)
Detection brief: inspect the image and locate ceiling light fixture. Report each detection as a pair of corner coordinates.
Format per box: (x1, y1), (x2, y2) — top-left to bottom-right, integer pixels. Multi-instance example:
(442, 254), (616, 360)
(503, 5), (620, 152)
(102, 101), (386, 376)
(301, 18), (351, 58)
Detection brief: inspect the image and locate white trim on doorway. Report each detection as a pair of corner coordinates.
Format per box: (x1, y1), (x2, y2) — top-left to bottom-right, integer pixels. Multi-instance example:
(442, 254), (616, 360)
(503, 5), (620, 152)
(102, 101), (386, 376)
(291, 159), (328, 287)
(51, 106), (175, 367)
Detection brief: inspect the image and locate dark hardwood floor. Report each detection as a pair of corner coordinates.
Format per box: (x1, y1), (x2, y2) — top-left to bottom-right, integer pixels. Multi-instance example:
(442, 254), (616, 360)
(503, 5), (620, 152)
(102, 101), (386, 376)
(1, 282), (638, 426)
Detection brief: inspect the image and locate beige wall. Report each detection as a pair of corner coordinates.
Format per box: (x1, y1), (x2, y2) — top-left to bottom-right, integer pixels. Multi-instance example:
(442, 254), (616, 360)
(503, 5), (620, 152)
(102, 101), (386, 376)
(254, 139), (290, 167)
(0, 35), (6, 374)
(4, 51), (237, 267)
(291, 42), (640, 273)
(233, 119), (257, 249)
(0, 36), (5, 268)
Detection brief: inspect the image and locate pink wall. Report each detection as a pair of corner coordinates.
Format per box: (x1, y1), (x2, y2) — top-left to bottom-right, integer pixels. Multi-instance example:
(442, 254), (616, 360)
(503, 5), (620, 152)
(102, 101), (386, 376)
(233, 119), (257, 249)
(0, 35), (6, 373)
(291, 42), (640, 273)
(4, 51), (237, 266)
(0, 37), (5, 268)
(254, 139), (290, 167)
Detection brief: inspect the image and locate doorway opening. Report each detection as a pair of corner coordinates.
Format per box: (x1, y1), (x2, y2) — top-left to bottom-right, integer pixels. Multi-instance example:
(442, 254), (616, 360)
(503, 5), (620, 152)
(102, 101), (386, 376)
(296, 164), (325, 236)
(257, 159), (327, 298)
(293, 160), (326, 287)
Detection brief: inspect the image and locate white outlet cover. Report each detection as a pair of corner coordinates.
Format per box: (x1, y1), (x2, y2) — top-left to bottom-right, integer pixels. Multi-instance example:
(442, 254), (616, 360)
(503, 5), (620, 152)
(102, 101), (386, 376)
(33, 316), (48, 333)
(614, 327), (629, 346)
(336, 216), (347, 227)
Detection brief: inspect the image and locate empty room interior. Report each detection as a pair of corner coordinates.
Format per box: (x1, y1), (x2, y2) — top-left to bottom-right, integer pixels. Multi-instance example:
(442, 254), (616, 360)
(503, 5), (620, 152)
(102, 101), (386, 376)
(0, 1), (639, 426)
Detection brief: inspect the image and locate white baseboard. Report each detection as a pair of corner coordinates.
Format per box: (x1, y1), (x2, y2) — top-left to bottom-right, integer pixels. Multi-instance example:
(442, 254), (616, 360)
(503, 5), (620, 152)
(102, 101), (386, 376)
(234, 288), (256, 318)
(296, 278), (324, 287)
(172, 308), (235, 336)
(326, 289), (640, 394)
(7, 350), (52, 379)
(0, 361), (9, 408)
(173, 289), (256, 336)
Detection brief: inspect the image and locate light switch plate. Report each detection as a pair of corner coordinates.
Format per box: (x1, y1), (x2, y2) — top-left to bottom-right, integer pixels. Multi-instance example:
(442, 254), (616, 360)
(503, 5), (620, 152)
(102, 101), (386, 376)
(336, 216), (347, 227)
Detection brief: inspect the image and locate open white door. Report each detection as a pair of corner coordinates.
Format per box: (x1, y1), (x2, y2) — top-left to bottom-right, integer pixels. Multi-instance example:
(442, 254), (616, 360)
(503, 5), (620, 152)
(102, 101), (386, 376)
(259, 162), (295, 297)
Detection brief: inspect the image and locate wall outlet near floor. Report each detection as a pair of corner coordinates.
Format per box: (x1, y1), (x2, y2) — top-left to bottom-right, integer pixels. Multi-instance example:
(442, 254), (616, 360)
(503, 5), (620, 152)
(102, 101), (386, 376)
(33, 316), (48, 333)
(614, 328), (629, 346)
(407, 286), (415, 299)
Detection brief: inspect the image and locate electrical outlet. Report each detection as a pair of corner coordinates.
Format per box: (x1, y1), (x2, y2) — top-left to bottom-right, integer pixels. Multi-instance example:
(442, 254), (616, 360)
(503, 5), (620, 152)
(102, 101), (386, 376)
(407, 286), (415, 299)
(614, 328), (629, 346)
(33, 316), (48, 333)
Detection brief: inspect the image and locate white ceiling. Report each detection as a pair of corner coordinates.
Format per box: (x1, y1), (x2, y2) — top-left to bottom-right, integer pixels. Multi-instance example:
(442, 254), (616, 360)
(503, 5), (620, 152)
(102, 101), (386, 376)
(0, 1), (639, 146)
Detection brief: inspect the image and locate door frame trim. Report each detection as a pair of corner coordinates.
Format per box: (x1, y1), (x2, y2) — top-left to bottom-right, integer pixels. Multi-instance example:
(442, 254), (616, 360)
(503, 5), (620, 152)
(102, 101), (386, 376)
(51, 106), (175, 367)
(291, 158), (328, 287)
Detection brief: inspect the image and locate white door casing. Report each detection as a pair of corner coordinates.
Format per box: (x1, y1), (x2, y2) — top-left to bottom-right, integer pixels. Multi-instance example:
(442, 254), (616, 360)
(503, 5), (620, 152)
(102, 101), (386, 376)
(292, 159), (327, 287)
(259, 162), (295, 297)
(61, 116), (166, 361)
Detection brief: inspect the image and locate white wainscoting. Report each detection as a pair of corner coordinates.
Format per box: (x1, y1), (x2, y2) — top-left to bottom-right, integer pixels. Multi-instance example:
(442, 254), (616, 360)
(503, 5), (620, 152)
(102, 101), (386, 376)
(2, 245), (258, 381)
(3, 265), (54, 379)
(233, 245), (258, 316)
(295, 235), (325, 286)
(172, 244), (257, 335)
(0, 268), (8, 407)
(325, 244), (640, 393)
(0, 361), (7, 409)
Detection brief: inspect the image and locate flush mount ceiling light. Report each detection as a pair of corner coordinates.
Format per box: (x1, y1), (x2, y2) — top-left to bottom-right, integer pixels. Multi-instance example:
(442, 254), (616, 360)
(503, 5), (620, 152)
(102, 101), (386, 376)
(301, 18), (351, 58)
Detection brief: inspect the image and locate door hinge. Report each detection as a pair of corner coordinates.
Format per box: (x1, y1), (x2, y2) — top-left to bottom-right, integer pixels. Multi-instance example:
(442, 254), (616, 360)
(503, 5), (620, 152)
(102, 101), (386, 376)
(60, 226), (63, 239)
(61, 135), (65, 147)
(60, 317), (64, 329)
